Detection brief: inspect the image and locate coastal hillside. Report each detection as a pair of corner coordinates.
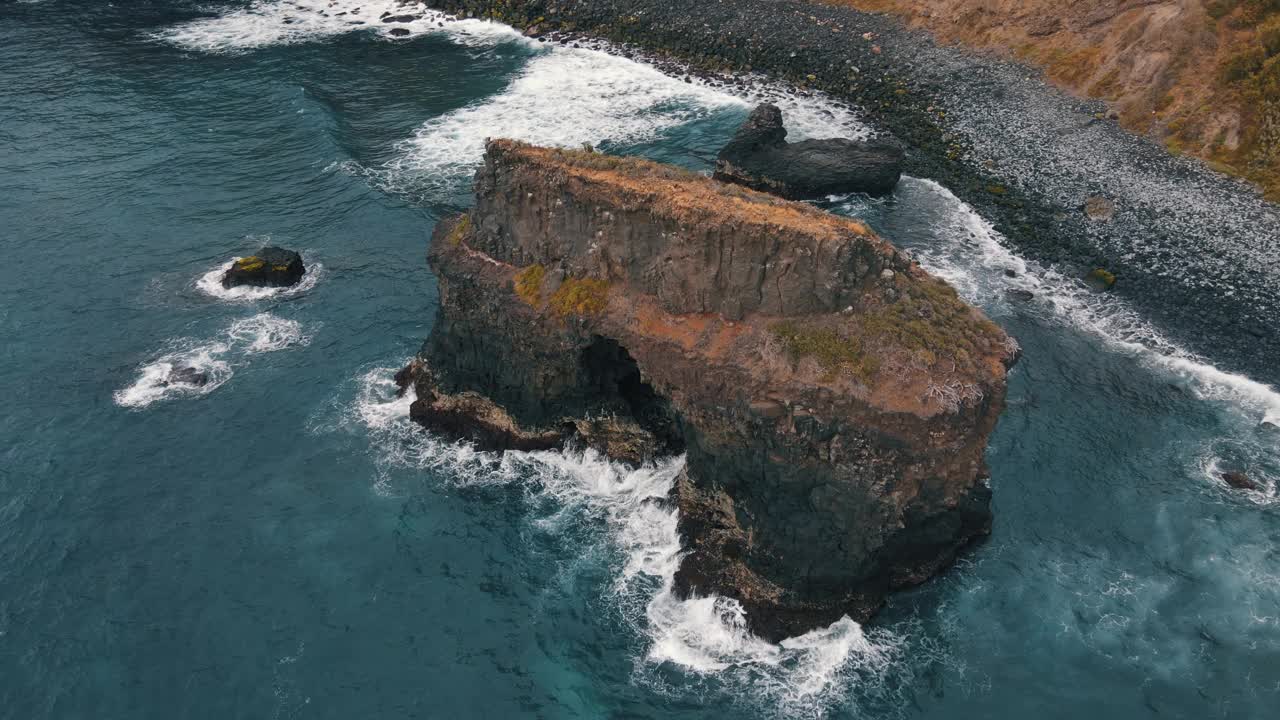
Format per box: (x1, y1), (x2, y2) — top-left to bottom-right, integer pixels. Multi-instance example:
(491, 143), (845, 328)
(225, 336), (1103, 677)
(835, 0), (1280, 198)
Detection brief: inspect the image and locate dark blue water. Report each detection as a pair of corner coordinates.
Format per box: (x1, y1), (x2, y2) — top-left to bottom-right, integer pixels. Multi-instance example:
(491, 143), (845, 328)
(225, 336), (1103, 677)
(3, 2), (1278, 718)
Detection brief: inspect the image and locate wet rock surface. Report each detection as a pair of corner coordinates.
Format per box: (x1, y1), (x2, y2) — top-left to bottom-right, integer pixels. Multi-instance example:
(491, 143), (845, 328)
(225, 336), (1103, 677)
(714, 103), (902, 198)
(1221, 471), (1260, 492)
(220, 247), (305, 289)
(163, 366), (209, 388)
(404, 140), (1014, 640)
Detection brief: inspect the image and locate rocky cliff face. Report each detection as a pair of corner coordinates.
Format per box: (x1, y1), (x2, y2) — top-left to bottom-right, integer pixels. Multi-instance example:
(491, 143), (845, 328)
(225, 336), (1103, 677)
(403, 140), (1017, 641)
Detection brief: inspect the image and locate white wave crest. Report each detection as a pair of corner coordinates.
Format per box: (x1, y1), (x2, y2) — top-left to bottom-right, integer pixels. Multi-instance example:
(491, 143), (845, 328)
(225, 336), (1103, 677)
(196, 258), (322, 302)
(383, 46), (746, 193)
(113, 342), (233, 408)
(349, 366), (903, 713)
(116, 313), (309, 408)
(156, 1), (529, 54)
(877, 177), (1280, 429)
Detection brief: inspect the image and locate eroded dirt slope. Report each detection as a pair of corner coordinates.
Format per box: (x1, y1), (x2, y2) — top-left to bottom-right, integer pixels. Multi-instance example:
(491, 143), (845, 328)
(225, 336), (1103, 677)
(836, 0), (1280, 197)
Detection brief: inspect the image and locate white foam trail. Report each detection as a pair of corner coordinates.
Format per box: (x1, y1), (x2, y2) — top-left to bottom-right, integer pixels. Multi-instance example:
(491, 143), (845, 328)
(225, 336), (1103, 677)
(384, 46), (746, 193)
(113, 342), (233, 408)
(866, 177), (1280, 429)
(349, 366), (903, 712)
(226, 313), (311, 353)
(196, 258), (322, 302)
(116, 313), (309, 408)
(156, 1), (530, 54)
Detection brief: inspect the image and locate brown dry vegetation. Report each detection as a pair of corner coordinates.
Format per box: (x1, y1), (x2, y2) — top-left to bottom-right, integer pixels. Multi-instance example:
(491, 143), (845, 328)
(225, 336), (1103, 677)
(831, 0), (1280, 198)
(549, 277), (610, 317)
(492, 141), (888, 246)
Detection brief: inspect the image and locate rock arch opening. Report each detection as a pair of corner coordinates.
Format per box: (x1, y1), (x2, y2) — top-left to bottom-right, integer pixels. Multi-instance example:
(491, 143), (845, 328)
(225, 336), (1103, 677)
(579, 336), (685, 456)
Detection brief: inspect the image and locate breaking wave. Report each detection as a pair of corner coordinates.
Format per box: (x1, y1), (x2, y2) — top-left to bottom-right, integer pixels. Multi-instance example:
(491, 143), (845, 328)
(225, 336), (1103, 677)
(156, 0), (530, 54)
(382, 46), (745, 195)
(115, 313), (310, 408)
(382, 38), (868, 197)
(196, 257), (322, 302)
(347, 367), (908, 715)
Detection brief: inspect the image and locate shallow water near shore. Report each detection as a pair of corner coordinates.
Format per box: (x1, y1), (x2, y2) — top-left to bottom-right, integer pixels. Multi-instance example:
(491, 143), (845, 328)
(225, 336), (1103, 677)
(2, 1), (1279, 718)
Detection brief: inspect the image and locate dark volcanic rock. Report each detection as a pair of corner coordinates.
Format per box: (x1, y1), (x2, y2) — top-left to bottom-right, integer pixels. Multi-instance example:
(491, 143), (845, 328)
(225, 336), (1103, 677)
(388, 27), (411, 37)
(403, 140), (1015, 641)
(1005, 288), (1035, 302)
(714, 104), (903, 199)
(220, 247), (305, 289)
(1221, 471), (1260, 491)
(164, 366), (208, 387)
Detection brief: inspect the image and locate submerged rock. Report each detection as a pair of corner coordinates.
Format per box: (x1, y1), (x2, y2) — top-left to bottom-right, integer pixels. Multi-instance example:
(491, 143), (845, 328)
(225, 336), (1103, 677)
(402, 140), (1015, 641)
(1006, 288), (1035, 302)
(713, 103), (903, 199)
(163, 366), (208, 387)
(1221, 471), (1260, 491)
(220, 247), (305, 289)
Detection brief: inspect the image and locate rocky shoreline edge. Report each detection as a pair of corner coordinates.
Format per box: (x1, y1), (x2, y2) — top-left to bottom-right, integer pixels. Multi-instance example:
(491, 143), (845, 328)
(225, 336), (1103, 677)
(414, 0), (1280, 387)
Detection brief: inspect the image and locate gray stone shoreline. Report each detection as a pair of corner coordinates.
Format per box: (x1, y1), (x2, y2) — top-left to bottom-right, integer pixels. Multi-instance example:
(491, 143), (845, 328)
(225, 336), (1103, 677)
(423, 0), (1280, 385)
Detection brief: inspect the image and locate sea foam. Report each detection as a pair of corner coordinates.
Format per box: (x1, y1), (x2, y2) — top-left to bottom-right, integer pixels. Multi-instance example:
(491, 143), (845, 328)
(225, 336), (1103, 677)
(383, 46), (745, 195)
(349, 367), (907, 715)
(382, 41), (870, 196)
(156, 1), (529, 54)
(196, 257), (322, 302)
(115, 314), (310, 408)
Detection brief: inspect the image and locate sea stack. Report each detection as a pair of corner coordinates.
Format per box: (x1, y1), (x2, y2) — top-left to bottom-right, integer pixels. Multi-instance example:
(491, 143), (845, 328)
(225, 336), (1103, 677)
(714, 103), (903, 199)
(401, 140), (1016, 641)
(220, 247), (305, 289)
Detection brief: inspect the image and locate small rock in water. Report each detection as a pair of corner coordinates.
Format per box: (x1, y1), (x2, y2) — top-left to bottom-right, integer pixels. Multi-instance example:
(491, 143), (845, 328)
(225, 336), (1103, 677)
(1221, 471), (1260, 491)
(221, 247), (305, 289)
(388, 27), (411, 37)
(1084, 195), (1116, 221)
(165, 366), (208, 388)
(1004, 268), (1018, 278)
(1005, 288), (1035, 302)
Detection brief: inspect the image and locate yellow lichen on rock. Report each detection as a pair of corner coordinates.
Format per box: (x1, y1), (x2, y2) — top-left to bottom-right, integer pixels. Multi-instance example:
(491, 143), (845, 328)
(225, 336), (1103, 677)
(447, 214), (472, 246)
(549, 277), (609, 317)
(514, 264), (546, 306)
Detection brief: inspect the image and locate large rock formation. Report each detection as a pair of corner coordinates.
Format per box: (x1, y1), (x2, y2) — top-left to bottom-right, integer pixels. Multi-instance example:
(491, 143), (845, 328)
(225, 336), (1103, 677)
(402, 140), (1016, 641)
(714, 103), (903, 198)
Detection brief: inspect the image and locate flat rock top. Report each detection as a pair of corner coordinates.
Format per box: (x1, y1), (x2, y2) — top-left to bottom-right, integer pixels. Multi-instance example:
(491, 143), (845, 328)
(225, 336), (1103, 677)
(463, 141), (1016, 417)
(489, 140), (891, 246)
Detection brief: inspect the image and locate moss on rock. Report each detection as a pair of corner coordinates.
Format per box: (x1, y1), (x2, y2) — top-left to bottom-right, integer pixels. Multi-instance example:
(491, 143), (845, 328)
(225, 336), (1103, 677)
(514, 264), (546, 306)
(549, 277), (609, 317)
